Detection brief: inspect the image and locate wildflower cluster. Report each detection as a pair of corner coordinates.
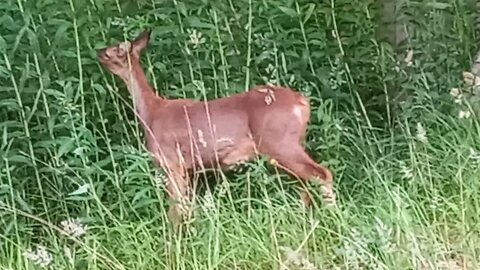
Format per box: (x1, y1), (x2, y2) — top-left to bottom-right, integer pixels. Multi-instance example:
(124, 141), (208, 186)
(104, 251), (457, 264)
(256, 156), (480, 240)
(23, 218), (87, 267)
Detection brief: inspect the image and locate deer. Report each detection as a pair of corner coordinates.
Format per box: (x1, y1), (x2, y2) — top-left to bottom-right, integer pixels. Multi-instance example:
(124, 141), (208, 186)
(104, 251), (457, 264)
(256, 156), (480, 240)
(96, 29), (335, 227)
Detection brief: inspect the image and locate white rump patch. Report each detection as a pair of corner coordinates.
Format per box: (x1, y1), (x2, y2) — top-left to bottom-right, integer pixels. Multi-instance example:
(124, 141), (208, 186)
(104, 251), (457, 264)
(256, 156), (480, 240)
(292, 105), (303, 122)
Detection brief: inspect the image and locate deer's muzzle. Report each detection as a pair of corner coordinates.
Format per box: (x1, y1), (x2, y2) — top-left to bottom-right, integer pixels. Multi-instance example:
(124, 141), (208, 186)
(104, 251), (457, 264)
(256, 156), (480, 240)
(96, 48), (109, 60)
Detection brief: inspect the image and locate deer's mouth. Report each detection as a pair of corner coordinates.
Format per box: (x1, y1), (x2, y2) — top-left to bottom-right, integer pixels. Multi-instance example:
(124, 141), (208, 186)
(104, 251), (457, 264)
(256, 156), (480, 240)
(96, 48), (110, 61)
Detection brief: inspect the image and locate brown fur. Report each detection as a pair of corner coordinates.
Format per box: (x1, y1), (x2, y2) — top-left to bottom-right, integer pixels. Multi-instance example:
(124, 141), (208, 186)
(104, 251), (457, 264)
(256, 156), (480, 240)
(97, 29), (335, 227)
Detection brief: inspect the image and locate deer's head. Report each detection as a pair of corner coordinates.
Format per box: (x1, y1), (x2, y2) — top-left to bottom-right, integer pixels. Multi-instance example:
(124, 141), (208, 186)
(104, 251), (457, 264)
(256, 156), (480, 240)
(97, 29), (151, 77)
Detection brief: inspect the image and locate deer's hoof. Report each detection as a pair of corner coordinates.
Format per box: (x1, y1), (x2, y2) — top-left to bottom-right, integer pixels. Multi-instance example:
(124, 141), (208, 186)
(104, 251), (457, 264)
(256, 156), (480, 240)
(168, 204), (190, 230)
(321, 186), (336, 207)
(300, 191), (312, 208)
(323, 194), (336, 207)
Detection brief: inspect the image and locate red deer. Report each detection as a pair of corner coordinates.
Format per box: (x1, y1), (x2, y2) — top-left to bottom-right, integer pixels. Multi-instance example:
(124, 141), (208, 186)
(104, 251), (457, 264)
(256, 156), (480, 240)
(96, 29), (335, 227)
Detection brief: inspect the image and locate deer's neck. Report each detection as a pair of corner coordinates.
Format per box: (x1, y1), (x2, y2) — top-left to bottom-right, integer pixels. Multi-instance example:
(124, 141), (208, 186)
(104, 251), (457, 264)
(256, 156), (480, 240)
(121, 64), (161, 126)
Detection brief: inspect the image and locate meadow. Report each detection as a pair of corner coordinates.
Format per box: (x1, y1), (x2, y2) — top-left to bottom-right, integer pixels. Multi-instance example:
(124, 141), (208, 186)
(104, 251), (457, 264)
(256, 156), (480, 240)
(1, 0), (480, 269)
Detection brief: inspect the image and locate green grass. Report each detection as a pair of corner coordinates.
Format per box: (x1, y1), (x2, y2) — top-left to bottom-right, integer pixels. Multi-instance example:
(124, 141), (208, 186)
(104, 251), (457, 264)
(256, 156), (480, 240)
(1, 0), (479, 269)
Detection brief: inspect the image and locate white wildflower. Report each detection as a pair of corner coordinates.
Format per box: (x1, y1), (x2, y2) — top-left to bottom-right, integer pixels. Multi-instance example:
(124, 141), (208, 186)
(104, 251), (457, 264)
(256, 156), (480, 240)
(263, 63), (278, 85)
(437, 258), (465, 270)
(449, 87), (460, 97)
(187, 29), (206, 49)
(415, 122), (428, 143)
(287, 74), (296, 85)
(23, 245), (53, 267)
(253, 33), (266, 48)
(202, 189), (216, 212)
(279, 246), (318, 270)
(60, 218), (87, 238)
(404, 49), (413, 66)
(265, 81), (275, 87)
(470, 148), (479, 157)
(458, 110), (471, 119)
(463, 71), (480, 86)
(374, 217), (396, 253)
(399, 161), (413, 180)
(349, 228), (368, 255)
(266, 63), (276, 74)
(153, 170), (166, 190)
(111, 17), (126, 27)
(468, 148), (480, 166)
(336, 227), (370, 266)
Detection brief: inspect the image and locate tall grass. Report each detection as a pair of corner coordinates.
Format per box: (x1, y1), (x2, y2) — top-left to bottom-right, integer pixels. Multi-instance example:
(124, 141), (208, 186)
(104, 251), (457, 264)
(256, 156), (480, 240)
(0, 0), (479, 269)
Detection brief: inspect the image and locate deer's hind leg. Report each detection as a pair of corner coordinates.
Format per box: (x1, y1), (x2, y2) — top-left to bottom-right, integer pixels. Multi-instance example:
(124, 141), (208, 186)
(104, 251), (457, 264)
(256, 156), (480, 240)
(260, 141), (335, 207)
(252, 110), (334, 206)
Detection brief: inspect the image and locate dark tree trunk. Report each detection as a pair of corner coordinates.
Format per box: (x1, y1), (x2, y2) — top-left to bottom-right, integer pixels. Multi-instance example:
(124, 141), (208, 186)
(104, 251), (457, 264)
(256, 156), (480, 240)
(472, 0), (480, 76)
(377, 0), (408, 49)
(375, 0), (410, 125)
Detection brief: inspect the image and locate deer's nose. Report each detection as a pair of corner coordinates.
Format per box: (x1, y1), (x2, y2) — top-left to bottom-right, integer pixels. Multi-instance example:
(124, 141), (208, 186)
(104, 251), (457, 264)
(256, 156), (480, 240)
(96, 48), (108, 58)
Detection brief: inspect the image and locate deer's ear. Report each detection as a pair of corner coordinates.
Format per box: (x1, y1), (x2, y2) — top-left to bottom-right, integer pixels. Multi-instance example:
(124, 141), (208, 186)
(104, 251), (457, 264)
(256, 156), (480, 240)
(131, 29), (151, 56)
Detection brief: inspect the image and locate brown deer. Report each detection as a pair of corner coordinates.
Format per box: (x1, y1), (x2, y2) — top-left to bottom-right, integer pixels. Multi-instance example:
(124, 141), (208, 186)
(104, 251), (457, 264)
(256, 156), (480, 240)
(96, 29), (335, 227)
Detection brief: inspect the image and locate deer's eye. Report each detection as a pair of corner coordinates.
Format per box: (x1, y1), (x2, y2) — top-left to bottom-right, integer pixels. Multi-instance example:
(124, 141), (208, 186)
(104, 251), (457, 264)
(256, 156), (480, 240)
(118, 41), (131, 56)
(114, 45), (120, 54)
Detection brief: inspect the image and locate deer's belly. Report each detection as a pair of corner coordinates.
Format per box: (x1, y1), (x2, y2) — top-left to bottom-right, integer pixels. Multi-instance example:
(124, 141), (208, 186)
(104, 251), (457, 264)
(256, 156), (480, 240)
(151, 108), (255, 170)
(189, 135), (256, 169)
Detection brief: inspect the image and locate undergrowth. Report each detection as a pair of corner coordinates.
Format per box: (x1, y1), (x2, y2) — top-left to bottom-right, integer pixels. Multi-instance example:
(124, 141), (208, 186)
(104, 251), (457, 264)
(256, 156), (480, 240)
(0, 0), (479, 269)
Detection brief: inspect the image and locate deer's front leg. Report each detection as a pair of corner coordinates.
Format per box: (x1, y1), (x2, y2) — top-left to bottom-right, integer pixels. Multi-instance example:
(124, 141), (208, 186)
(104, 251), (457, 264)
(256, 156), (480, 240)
(165, 168), (191, 228)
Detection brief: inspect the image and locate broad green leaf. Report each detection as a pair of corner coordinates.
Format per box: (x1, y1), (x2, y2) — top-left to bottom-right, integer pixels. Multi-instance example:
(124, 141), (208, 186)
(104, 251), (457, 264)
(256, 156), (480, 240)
(278, 6), (297, 17)
(426, 2), (450, 9)
(303, 4), (316, 24)
(58, 138), (76, 158)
